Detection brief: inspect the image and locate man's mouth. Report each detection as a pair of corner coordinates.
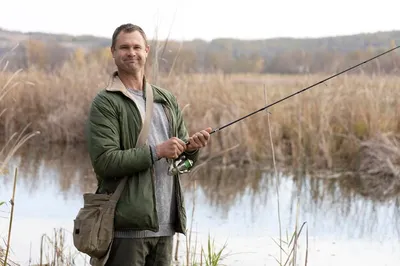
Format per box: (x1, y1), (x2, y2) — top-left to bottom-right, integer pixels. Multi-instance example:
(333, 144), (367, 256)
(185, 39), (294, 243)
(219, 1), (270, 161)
(125, 59), (136, 63)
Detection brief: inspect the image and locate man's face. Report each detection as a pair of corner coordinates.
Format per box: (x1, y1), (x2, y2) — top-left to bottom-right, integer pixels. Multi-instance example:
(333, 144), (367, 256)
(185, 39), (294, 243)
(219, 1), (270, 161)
(111, 30), (150, 74)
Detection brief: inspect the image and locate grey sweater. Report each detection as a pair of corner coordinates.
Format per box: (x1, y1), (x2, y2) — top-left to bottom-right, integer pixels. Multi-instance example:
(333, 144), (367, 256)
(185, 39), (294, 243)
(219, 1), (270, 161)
(114, 88), (177, 238)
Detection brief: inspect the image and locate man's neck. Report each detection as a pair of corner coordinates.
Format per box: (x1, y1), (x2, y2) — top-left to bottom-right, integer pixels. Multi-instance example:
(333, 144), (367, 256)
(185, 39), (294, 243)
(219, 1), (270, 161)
(118, 70), (144, 91)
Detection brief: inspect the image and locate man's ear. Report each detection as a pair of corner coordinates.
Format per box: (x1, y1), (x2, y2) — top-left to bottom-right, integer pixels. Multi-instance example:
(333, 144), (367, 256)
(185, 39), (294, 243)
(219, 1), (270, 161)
(110, 47), (115, 58)
(145, 44), (150, 58)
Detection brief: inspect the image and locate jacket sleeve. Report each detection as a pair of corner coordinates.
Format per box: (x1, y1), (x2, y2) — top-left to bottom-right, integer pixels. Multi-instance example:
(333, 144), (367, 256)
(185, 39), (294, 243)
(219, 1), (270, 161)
(172, 96), (200, 165)
(86, 93), (154, 180)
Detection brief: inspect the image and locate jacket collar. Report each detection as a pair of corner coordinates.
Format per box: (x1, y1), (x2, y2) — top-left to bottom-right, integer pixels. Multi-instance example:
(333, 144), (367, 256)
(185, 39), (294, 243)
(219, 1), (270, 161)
(105, 71), (148, 92)
(105, 71), (167, 103)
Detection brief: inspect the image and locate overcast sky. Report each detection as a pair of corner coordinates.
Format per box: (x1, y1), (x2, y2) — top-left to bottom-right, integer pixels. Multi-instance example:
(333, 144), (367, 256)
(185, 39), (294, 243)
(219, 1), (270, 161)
(1, 0), (399, 41)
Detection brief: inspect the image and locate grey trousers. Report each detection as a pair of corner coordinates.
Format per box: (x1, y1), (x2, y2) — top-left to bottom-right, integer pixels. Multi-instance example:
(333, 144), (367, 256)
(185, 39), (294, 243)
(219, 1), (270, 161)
(104, 236), (173, 266)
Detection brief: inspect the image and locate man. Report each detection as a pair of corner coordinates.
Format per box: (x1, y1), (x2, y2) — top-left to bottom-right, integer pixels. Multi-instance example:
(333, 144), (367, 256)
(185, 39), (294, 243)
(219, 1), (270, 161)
(86, 23), (211, 266)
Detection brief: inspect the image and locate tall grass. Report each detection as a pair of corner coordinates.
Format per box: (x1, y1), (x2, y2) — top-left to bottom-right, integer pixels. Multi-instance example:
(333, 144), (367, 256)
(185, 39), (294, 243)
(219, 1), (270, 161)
(0, 59), (39, 265)
(1, 59), (399, 170)
(37, 228), (87, 266)
(264, 83), (308, 266)
(1, 51), (399, 265)
(0, 63), (229, 265)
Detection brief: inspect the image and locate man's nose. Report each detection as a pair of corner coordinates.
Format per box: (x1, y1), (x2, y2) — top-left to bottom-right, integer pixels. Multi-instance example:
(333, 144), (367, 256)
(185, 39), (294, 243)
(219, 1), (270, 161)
(127, 47), (136, 57)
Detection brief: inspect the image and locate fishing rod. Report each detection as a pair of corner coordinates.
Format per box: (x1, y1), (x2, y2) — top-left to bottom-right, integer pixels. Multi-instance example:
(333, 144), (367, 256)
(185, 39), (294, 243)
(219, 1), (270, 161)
(209, 45), (400, 135)
(168, 45), (400, 175)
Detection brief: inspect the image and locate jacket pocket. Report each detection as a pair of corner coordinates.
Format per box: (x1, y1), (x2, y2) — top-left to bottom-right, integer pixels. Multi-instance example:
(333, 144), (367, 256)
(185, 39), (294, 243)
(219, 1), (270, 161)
(114, 171), (158, 230)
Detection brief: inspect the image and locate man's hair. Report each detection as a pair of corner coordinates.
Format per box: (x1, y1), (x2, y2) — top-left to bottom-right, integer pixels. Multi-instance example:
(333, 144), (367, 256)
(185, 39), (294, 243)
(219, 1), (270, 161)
(111, 23), (148, 49)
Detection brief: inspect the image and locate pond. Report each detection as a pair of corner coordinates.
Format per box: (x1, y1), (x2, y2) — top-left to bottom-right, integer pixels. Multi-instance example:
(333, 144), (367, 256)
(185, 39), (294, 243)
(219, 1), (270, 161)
(1, 144), (400, 266)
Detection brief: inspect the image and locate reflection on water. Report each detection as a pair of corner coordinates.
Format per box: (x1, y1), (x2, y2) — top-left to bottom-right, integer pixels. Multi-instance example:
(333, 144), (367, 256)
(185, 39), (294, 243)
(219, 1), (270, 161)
(185, 166), (400, 240)
(1, 144), (400, 265)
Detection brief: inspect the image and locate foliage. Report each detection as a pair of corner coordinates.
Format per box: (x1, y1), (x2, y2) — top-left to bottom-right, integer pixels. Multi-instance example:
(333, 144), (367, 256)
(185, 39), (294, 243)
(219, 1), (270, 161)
(201, 235), (228, 266)
(1, 28), (400, 74)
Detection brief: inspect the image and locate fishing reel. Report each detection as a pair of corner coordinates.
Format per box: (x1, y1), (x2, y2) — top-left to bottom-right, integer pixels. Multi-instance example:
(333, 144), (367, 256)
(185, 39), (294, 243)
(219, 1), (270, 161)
(167, 155), (194, 176)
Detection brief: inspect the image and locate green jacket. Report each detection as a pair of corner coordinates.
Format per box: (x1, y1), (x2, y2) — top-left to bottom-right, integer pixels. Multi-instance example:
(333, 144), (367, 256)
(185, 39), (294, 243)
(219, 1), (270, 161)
(86, 72), (199, 234)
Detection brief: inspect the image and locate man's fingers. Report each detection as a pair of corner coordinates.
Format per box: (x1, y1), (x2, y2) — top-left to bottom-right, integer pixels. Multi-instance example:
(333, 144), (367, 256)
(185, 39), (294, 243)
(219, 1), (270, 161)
(196, 130), (209, 145)
(190, 133), (200, 145)
(173, 137), (186, 154)
(172, 137), (186, 149)
(177, 144), (185, 154)
(196, 135), (206, 145)
(189, 132), (207, 147)
(175, 137), (186, 146)
(187, 137), (194, 146)
(200, 130), (210, 141)
(169, 129), (212, 155)
(203, 129), (211, 136)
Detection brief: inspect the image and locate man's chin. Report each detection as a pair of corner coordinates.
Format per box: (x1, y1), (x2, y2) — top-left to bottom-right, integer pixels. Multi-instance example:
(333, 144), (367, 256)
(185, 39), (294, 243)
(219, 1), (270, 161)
(120, 66), (141, 74)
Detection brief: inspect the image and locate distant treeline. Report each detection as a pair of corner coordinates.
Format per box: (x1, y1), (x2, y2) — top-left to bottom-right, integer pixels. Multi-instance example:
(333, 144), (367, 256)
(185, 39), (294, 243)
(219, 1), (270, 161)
(1, 29), (400, 74)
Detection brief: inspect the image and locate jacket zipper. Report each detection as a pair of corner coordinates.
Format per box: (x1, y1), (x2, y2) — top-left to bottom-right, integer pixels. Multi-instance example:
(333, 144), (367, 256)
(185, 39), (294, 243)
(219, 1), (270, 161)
(121, 89), (160, 230)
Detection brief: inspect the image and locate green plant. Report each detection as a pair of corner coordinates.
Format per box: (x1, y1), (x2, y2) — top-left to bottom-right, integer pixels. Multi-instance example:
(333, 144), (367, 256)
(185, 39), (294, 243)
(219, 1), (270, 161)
(201, 234), (228, 266)
(271, 221), (308, 266)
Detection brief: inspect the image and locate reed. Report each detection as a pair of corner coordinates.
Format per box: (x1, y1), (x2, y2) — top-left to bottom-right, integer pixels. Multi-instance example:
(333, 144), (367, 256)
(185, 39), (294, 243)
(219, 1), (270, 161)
(37, 228), (87, 266)
(1, 59), (400, 170)
(1, 53), (400, 266)
(0, 55), (40, 266)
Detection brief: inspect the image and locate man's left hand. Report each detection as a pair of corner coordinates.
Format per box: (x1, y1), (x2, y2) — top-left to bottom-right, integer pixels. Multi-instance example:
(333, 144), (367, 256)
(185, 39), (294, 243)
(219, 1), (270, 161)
(186, 127), (212, 152)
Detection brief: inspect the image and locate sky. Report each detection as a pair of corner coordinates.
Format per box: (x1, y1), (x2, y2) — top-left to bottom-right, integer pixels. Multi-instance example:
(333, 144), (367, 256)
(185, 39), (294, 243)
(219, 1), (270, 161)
(0, 0), (399, 41)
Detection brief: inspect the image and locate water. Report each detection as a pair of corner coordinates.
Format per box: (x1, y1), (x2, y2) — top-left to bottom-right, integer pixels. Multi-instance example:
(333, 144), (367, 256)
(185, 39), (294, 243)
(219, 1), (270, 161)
(1, 144), (400, 266)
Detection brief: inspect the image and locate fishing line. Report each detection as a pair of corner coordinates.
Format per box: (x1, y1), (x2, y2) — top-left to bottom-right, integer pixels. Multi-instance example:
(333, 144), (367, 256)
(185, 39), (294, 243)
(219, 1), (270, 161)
(172, 45), (400, 175)
(209, 45), (400, 135)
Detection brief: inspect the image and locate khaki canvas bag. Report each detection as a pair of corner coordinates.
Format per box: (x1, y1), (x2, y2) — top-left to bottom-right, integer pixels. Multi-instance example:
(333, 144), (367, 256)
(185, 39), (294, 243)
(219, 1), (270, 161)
(73, 80), (154, 260)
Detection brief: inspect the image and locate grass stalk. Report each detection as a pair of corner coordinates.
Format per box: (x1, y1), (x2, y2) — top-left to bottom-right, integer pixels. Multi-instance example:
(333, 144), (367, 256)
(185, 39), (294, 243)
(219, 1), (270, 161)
(264, 85), (282, 264)
(174, 234), (179, 262)
(305, 226), (308, 265)
(201, 235), (227, 266)
(3, 168), (17, 266)
(185, 179), (197, 266)
(291, 199), (300, 265)
(264, 84), (309, 266)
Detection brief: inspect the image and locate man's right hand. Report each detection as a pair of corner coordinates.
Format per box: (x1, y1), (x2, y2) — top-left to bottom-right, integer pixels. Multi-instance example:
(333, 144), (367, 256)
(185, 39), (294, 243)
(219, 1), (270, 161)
(156, 137), (187, 159)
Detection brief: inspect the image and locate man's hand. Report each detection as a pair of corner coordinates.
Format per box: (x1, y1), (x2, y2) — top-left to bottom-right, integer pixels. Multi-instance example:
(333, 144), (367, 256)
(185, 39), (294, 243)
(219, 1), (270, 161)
(186, 127), (212, 152)
(156, 137), (187, 159)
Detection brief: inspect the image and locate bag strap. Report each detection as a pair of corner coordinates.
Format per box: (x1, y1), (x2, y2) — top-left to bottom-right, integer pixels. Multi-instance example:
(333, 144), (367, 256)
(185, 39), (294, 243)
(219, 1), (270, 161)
(110, 81), (154, 201)
(136, 81), (154, 147)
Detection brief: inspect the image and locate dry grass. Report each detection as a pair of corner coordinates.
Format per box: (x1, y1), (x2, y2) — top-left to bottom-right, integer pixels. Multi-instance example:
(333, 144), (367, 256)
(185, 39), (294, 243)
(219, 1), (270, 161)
(0, 56), (40, 266)
(1, 59), (400, 170)
(1, 57), (400, 265)
(0, 60), (108, 144)
(348, 132), (400, 201)
(36, 228), (87, 266)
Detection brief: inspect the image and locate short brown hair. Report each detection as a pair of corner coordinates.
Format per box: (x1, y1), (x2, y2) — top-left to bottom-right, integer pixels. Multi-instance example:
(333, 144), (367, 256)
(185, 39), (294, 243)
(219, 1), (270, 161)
(111, 23), (148, 49)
